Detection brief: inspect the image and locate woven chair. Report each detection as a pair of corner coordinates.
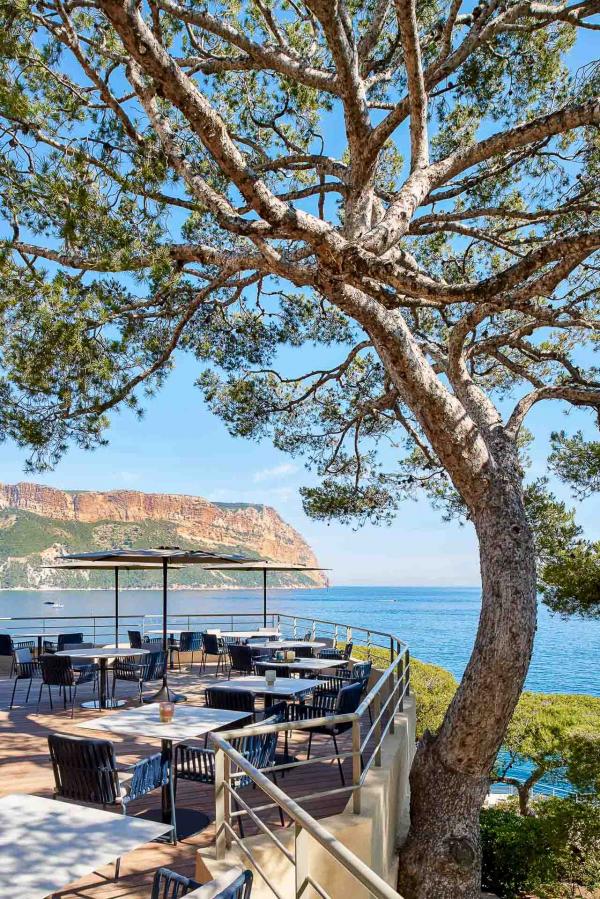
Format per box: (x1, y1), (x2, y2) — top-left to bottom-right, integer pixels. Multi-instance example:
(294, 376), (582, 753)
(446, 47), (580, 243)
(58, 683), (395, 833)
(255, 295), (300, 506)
(112, 650), (167, 705)
(37, 654), (98, 717)
(0, 634), (16, 676)
(174, 631), (203, 671)
(227, 644), (258, 677)
(200, 632), (228, 676)
(174, 706), (286, 835)
(205, 687), (256, 725)
(253, 660), (291, 679)
(48, 733), (175, 881)
(129, 629), (143, 649)
(289, 681), (362, 785)
(150, 867), (201, 898)
(42, 632), (84, 654)
(318, 641), (353, 661)
(9, 647), (42, 709)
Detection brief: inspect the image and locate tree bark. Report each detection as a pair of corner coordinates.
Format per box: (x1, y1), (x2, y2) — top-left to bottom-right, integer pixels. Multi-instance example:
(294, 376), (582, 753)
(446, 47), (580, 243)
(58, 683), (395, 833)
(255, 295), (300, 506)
(397, 465), (537, 899)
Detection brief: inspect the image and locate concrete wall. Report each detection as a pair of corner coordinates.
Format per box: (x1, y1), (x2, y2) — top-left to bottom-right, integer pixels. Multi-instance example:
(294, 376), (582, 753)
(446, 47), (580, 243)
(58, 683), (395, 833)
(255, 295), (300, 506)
(196, 693), (416, 899)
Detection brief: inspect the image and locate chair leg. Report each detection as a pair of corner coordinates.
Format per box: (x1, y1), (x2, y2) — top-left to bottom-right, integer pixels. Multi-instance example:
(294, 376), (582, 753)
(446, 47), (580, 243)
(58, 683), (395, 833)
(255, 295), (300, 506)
(306, 731), (313, 760)
(47, 684), (53, 710)
(37, 682), (43, 712)
(271, 773), (286, 827)
(169, 771), (178, 844)
(71, 686), (77, 718)
(233, 796), (244, 838)
(332, 734), (345, 786)
(25, 678), (33, 704)
(9, 678), (18, 710)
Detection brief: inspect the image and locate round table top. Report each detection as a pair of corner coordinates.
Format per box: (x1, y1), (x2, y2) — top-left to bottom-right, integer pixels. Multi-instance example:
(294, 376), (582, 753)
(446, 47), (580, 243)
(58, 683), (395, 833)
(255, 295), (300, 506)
(56, 647), (149, 659)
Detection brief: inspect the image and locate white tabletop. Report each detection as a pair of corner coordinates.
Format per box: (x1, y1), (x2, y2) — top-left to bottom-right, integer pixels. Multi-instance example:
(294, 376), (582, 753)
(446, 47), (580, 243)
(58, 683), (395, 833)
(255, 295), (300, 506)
(266, 658), (346, 672)
(248, 640), (326, 650)
(212, 676), (320, 697)
(211, 628), (280, 639)
(146, 628), (181, 635)
(0, 793), (169, 899)
(56, 647), (149, 659)
(77, 703), (249, 742)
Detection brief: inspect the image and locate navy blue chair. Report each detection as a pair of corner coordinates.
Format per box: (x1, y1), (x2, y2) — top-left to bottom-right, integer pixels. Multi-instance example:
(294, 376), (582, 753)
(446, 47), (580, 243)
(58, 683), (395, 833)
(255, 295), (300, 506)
(174, 706), (287, 834)
(174, 631), (203, 671)
(290, 681), (363, 785)
(38, 654), (98, 717)
(129, 629), (143, 649)
(150, 866), (200, 898)
(112, 650), (167, 705)
(205, 686), (256, 725)
(201, 632), (228, 675)
(9, 647), (42, 708)
(214, 870), (253, 898)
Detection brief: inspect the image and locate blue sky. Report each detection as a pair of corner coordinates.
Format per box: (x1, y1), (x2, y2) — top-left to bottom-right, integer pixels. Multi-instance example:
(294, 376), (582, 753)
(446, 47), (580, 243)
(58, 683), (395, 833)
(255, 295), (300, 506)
(3, 347), (598, 586)
(2, 24), (599, 586)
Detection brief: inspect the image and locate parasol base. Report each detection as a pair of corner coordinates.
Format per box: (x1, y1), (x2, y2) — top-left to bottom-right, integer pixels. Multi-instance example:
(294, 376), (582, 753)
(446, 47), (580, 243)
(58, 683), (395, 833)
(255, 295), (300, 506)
(81, 698), (127, 710)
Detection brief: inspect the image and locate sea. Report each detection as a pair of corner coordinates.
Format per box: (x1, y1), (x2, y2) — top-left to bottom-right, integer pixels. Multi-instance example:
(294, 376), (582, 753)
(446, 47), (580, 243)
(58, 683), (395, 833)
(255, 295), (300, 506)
(2, 585), (598, 696)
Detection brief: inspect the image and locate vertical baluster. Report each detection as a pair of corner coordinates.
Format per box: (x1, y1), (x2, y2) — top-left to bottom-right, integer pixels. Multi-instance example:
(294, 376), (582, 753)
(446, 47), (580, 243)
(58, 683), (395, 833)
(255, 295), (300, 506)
(374, 693), (382, 766)
(215, 748), (231, 859)
(352, 718), (362, 814)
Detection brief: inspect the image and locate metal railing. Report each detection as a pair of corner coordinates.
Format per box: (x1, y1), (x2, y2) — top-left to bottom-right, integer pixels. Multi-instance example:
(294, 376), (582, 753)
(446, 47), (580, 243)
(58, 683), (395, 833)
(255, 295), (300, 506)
(208, 613), (410, 899)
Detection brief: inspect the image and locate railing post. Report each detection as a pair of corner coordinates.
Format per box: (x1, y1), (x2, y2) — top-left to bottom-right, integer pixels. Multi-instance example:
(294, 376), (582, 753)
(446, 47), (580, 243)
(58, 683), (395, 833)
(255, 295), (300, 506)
(374, 693), (382, 766)
(294, 822), (308, 898)
(293, 617), (298, 638)
(405, 648), (411, 697)
(346, 625), (352, 646)
(215, 747), (231, 859)
(390, 636), (394, 667)
(352, 718), (361, 814)
(367, 630), (372, 660)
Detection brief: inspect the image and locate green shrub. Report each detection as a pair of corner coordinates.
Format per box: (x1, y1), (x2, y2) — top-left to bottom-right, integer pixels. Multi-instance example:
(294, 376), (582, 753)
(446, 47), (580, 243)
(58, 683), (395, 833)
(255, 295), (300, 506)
(481, 798), (600, 898)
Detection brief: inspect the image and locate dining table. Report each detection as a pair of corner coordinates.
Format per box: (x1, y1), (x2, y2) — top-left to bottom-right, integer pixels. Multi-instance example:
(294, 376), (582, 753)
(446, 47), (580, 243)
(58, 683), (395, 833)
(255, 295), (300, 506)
(0, 792), (169, 899)
(78, 703), (250, 837)
(56, 646), (148, 710)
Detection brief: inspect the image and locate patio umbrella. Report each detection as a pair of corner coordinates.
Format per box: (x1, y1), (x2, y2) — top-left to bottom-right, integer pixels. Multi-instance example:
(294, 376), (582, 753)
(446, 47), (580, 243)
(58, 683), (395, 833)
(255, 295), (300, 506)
(202, 561), (330, 626)
(64, 547), (255, 702)
(44, 560), (182, 649)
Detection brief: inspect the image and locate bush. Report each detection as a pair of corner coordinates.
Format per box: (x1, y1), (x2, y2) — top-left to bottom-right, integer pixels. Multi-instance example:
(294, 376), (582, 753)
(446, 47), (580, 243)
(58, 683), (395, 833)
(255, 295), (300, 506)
(481, 798), (600, 898)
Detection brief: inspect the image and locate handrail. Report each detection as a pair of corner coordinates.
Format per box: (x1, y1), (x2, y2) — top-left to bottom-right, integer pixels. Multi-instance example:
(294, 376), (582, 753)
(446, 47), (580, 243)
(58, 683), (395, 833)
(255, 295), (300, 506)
(211, 735), (403, 899)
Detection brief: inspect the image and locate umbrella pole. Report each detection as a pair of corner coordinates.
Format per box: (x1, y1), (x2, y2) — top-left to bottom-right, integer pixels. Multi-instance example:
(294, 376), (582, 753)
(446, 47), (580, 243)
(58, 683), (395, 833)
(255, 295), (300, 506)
(115, 567), (119, 649)
(263, 569), (267, 627)
(145, 558), (186, 703)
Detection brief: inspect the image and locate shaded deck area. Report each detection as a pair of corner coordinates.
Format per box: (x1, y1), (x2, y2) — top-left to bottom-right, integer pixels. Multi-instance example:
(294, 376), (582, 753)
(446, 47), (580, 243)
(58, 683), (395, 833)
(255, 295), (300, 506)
(0, 663), (363, 898)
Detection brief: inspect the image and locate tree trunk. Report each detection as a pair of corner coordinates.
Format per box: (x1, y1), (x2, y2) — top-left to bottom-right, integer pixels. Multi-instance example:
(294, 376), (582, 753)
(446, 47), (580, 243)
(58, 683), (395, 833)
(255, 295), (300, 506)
(397, 469), (537, 899)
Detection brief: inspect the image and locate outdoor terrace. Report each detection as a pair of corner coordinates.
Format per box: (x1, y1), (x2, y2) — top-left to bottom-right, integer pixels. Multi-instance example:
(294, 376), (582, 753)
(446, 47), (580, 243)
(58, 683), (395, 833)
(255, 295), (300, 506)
(0, 614), (411, 899)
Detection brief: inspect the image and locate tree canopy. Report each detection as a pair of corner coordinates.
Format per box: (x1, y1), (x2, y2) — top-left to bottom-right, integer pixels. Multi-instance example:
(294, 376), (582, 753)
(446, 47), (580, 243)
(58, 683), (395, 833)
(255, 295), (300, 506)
(493, 691), (600, 814)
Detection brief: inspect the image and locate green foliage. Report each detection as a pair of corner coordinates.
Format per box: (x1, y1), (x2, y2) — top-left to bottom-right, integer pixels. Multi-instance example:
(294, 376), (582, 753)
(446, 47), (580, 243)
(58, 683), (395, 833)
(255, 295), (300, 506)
(352, 644), (457, 739)
(481, 799), (600, 899)
(549, 431), (600, 499)
(494, 692), (600, 805)
(524, 479), (600, 619)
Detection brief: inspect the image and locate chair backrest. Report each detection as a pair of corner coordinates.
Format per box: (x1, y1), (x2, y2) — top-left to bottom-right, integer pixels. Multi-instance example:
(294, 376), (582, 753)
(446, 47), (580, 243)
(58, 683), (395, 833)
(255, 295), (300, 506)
(202, 632), (222, 655)
(228, 643), (253, 672)
(179, 631), (203, 653)
(40, 654), (75, 687)
(0, 634), (13, 656)
(48, 733), (120, 805)
(148, 650), (168, 681)
(303, 631), (312, 641)
(205, 687), (255, 714)
(253, 661), (290, 678)
(129, 629), (143, 649)
(213, 870), (254, 899)
(58, 633), (83, 651)
(14, 647), (33, 666)
(294, 646), (313, 658)
(150, 867), (201, 899)
(232, 707), (285, 782)
(335, 681), (363, 715)
(352, 661), (372, 686)
(343, 642), (354, 659)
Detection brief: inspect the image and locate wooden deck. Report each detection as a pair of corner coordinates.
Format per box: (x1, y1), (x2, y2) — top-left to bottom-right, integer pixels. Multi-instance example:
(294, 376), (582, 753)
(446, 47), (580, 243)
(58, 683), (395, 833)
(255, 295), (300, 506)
(0, 662), (363, 898)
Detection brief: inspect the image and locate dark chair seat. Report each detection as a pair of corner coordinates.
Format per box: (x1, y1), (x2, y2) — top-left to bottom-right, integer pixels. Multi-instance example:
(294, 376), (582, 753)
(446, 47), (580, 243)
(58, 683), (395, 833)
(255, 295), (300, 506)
(201, 632), (228, 676)
(9, 647), (42, 709)
(38, 654), (98, 717)
(112, 650), (167, 705)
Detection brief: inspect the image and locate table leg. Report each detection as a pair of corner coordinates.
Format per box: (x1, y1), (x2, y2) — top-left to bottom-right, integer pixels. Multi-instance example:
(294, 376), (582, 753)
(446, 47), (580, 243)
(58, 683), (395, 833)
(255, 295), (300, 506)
(37, 636), (43, 657)
(81, 656), (126, 710)
(169, 634), (175, 670)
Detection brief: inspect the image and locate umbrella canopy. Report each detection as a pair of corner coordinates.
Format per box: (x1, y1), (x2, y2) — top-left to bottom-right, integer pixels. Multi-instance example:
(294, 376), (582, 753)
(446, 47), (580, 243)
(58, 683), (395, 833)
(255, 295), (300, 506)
(45, 561), (182, 648)
(203, 561), (331, 626)
(63, 547), (256, 702)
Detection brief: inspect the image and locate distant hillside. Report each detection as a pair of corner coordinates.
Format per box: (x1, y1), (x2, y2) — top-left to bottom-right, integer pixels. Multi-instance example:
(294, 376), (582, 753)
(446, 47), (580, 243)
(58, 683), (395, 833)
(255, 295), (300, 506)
(0, 482), (325, 590)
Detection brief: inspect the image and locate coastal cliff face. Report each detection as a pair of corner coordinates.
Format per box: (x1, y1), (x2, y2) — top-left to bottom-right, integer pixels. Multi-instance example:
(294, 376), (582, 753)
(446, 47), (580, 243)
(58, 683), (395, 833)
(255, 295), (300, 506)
(0, 481), (325, 589)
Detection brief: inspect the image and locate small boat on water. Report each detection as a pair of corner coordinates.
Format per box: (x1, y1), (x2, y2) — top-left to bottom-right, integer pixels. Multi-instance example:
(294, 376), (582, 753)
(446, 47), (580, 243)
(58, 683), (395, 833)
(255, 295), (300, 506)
(43, 601), (64, 608)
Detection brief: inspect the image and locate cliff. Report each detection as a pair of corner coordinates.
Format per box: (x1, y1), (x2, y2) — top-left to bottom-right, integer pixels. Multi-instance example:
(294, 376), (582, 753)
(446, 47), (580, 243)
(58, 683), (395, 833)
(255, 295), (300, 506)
(0, 482), (325, 590)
